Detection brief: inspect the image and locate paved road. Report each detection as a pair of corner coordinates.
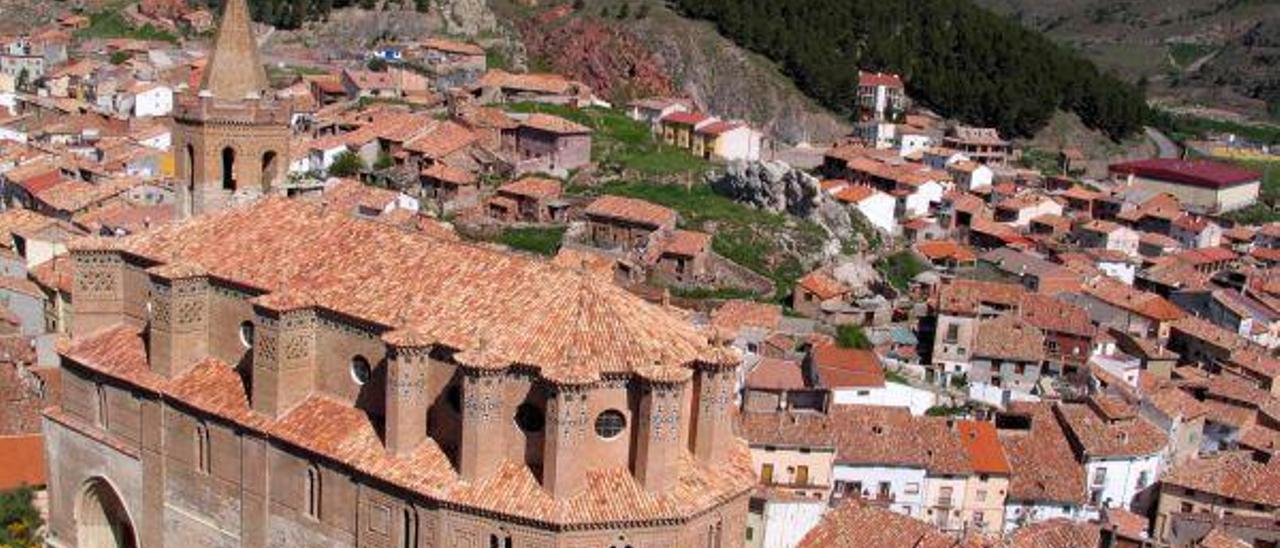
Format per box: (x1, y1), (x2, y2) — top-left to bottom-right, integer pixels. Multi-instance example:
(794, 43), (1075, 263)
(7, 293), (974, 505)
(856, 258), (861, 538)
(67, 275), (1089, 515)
(1145, 126), (1181, 159)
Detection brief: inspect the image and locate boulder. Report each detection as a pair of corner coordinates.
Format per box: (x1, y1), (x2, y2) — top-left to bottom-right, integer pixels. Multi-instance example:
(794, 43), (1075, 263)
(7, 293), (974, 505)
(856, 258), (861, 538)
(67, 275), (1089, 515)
(710, 160), (854, 249)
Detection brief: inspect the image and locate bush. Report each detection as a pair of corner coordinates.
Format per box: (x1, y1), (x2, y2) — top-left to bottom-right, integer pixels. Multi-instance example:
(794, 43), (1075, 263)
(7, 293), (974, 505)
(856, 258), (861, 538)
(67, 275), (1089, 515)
(109, 51), (130, 65)
(0, 487), (42, 547)
(328, 151), (366, 178)
(367, 57), (389, 72)
(836, 324), (871, 349)
(877, 251), (928, 292)
(496, 227), (565, 256)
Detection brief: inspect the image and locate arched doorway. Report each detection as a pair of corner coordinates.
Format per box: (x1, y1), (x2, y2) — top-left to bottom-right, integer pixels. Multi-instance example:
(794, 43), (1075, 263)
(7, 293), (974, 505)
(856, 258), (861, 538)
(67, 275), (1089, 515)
(261, 150), (279, 191)
(221, 147), (237, 191)
(75, 477), (137, 548)
(185, 144), (196, 214)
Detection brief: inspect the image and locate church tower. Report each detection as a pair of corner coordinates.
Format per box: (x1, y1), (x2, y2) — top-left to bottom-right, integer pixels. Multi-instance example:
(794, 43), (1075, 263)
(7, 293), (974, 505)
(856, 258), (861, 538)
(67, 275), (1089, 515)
(173, 0), (291, 218)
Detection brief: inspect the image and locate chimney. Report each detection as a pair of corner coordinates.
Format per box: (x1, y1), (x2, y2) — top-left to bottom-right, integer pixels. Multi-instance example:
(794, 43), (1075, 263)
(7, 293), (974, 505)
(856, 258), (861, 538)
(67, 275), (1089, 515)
(250, 298), (317, 418)
(383, 332), (433, 456)
(145, 263), (211, 379)
(633, 374), (688, 492)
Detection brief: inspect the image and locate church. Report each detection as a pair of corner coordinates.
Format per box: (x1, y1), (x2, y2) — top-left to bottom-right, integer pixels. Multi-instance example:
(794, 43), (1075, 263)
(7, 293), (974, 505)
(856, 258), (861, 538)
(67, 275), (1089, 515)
(41, 1), (754, 547)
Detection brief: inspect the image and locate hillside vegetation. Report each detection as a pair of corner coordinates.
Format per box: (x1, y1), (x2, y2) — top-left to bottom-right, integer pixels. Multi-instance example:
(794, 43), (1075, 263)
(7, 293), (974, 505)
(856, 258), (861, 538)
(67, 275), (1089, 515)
(672, 0), (1148, 139)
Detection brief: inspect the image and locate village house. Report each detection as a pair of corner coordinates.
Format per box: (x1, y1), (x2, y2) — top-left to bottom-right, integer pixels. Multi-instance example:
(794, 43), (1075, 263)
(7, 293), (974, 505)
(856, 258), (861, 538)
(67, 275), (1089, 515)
(740, 357), (823, 413)
(994, 192), (1063, 227)
(1137, 385), (1207, 468)
(968, 314), (1047, 401)
(653, 229), (713, 285)
(583, 195), (677, 251)
(790, 263), (890, 327)
(414, 38), (487, 89)
(659, 111), (716, 151)
(1065, 276), (1186, 340)
(804, 343), (934, 415)
(947, 159), (993, 193)
(1138, 231), (1182, 258)
(510, 113), (592, 176)
(942, 125), (1011, 166)
(485, 176), (566, 223)
(1075, 220), (1141, 258)
(1170, 214), (1223, 249)
(1109, 158), (1262, 214)
(627, 97), (693, 127)
(979, 248), (1082, 295)
(1166, 316), (1278, 395)
(419, 162), (478, 211)
(996, 403), (1089, 531)
(1154, 451), (1280, 546)
(736, 411), (841, 548)
(827, 181), (897, 235)
(471, 69), (597, 107)
(930, 279), (1024, 387)
(915, 240), (978, 272)
(956, 420), (1013, 534)
(1055, 397), (1168, 512)
(694, 120), (765, 162)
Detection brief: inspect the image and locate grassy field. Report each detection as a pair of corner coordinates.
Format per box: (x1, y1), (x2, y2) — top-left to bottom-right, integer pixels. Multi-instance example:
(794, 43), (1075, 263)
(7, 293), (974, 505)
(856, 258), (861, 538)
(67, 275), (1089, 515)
(76, 11), (178, 43)
(506, 102), (710, 176)
(495, 226), (566, 256)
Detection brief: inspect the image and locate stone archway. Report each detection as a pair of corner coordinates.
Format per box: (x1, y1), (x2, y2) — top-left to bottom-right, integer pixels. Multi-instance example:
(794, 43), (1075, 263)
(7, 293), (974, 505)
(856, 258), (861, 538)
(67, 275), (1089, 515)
(75, 477), (137, 548)
(221, 146), (237, 191)
(261, 150), (279, 191)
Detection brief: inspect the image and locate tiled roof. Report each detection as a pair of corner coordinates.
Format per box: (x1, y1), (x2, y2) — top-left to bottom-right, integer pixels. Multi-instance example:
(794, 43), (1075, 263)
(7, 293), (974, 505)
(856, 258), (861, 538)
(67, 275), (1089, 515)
(660, 111), (712, 126)
(1019, 294), (1095, 337)
(974, 315), (1044, 362)
(999, 406), (1086, 504)
(63, 325), (757, 524)
(420, 37), (485, 56)
(746, 358), (806, 391)
(935, 279), (1023, 316)
(1082, 276), (1185, 322)
(584, 195), (677, 229)
(798, 502), (962, 548)
(474, 70), (580, 95)
(832, 184), (879, 204)
(519, 113), (591, 135)
(1054, 400), (1168, 458)
(29, 255), (73, 294)
(694, 121), (744, 136)
(420, 162), (477, 186)
(1145, 386), (1207, 421)
(81, 197), (721, 384)
(498, 177), (562, 200)
(916, 240), (977, 263)
(403, 120), (477, 158)
(1006, 519), (1100, 548)
(858, 71), (904, 88)
(796, 270), (849, 301)
(710, 300), (782, 335)
(811, 343), (885, 388)
(660, 230), (711, 257)
(957, 420), (1011, 475)
(1162, 451), (1280, 506)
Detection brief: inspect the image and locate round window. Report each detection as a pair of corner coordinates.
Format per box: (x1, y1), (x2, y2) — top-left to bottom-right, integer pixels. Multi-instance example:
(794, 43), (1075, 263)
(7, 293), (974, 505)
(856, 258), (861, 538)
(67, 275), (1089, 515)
(594, 409), (626, 439)
(238, 321), (254, 349)
(514, 403), (545, 433)
(350, 355), (371, 385)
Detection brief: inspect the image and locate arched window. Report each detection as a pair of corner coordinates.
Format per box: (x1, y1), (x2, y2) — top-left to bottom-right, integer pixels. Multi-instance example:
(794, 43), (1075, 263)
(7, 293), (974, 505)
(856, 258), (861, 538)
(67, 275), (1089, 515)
(350, 355), (371, 386)
(261, 150), (279, 190)
(400, 507), (416, 548)
(238, 321), (254, 349)
(184, 144), (195, 189)
(221, 147), (236, 190)
(95, 384), (108, 428)
(304, 465), (321, 519)
(195, 422), (210, 474)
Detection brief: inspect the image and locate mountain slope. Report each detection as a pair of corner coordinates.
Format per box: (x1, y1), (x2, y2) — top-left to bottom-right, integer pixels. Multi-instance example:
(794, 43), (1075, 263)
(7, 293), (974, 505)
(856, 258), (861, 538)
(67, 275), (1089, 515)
(671, 0), (1148, 140)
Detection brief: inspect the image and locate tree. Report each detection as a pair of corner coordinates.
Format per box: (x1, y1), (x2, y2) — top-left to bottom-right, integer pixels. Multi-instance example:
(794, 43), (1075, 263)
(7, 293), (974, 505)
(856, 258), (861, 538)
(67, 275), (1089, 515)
(110, 51), (130, 65)
(836, 324), (871, 349)
(0, 487), (42, 547)
(328, 151), (366, 178)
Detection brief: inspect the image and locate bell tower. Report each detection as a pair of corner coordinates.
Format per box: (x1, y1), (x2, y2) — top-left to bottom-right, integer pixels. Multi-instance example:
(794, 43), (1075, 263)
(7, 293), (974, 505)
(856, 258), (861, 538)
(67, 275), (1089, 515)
(173, 0), (291, 218)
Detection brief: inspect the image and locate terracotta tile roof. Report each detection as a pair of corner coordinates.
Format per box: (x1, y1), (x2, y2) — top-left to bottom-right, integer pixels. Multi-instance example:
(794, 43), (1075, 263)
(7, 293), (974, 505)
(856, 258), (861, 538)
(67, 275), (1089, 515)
(421, 162), (477, 186)
(935, 279), (1024, 315)
(710, 300), (782, 335)
(998, 403), (1086, 504)
(660, 111), (712, 126)
(73, 201), (174, 234)
(1019, 294), (1095, 337)
(1198, 528), (1251, 548)
(974, 315), (1044, 362)
(832, 184), (879, 204)
(1082, 276), (1185, 322)
(916, 240), (977, 263)
(497, 177), (562, 200)
(694, 120), (744, 136)
(474, 70), (581, 95)
(1173, 246), (1237, 266)
(1162, 451), (1280, 506)
(420, 37), (485, 56)
(746, 358), (805, 391)
(0, 276), (45, 299)
(1006, 519), (1100, 548)
(35, 177), (140, 213)
(858, 71), (904, 88)
(403, 121), (478, 158)
(796, 270), (850, 301)
(519, 113), (591, 135)
(660, 230), (711, 257)
(1059, 185), (1101, 202)
(1030, 213), (1072, 232)
(63, 325), (756, 524)
(584, 195), (677, 229)
(1146, 386), (1207, 421)
(798, 502), (962, 548)
(82, 198), (720, 383)
(811, 343), (885, 388)
(957, 420), (1011, 475)
(1054, 400), (1168, 458)
(29, 255), (73, 294)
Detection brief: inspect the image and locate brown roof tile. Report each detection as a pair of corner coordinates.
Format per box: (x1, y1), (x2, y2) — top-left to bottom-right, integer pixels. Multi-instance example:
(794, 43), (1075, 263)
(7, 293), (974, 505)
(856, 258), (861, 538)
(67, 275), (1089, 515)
(584, 195), (677, 228)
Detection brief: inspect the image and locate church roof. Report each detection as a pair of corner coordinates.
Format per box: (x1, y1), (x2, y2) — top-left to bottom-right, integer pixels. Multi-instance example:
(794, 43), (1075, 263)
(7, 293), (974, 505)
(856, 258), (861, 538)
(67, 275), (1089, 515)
(200, 0), (269, 101)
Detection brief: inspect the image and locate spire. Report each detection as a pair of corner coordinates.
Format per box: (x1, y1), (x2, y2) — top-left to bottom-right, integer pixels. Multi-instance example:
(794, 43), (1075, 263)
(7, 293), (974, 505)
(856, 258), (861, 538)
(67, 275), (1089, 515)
(200, 0), (269, 101)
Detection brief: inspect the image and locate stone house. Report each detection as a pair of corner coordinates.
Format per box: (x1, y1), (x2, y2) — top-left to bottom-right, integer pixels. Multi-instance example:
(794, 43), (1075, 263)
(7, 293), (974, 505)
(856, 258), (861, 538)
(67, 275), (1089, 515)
(994, 193), (1063, 227)
(968, 314), (1046, 396)
(1153, 452), (1280, 545)
(996, 403), (1088, 532)
(415, 38), (486, 89)
(419, 162), (478, 212)
(942, 126), (1010, 166)
(583, 195), (678, 252)
(485, 176), (565, 223)
(653, 229), (712, 285)
(1170, 215), (1222, 249)
(930, 280), (1024, 387)
(511, 113), (591, 176)
(1054, 397), (1167, 512)
(1075, 220), (1140, 258)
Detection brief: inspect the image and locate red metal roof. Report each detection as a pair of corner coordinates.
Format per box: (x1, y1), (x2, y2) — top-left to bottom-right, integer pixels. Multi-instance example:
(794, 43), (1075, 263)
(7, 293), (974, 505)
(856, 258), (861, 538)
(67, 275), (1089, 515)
(1108, 159), (1261, 189)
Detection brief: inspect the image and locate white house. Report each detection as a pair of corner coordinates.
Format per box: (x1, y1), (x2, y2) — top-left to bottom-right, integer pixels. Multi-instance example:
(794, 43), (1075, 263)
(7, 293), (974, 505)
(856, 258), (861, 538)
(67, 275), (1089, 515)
(700, 121), (765, 162)
(897, 131), (934, 158)
(856, 120), (896, 149)
(129, 82), (173, 118)
(902, 179), (946, 219)
(830, 183), (897, 235)
(832, 463), (928, 517)
(995, 194), (1064, 228)
(1076, 220), (1141, 258)
(746, 497), (826, 548)
(948, 159), (993, 192)
(834, 381), (936, 415)
(1170, 215), (1223, 249)
(627, 97), (692, 126)
(1055, 398), (1166, 512)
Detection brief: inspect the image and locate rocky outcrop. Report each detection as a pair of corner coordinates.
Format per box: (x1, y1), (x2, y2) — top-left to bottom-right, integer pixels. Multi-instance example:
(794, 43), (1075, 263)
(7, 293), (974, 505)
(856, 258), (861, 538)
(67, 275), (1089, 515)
(710, 160), (856, 258)
(438, 0), (498, 36)
(519, 9), (675, 102)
